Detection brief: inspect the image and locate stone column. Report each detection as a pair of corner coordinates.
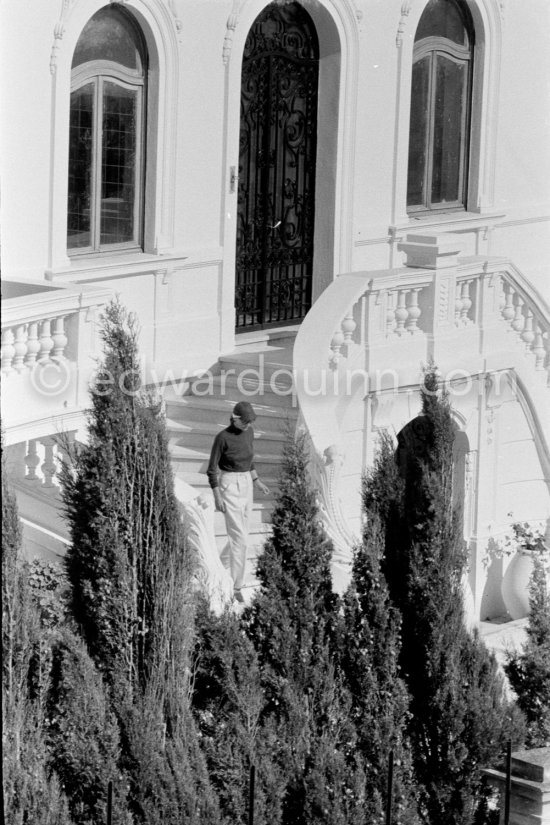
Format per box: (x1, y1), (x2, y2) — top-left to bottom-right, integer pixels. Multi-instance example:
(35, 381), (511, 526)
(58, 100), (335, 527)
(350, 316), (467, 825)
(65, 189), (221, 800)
(483, 747), (550, 824)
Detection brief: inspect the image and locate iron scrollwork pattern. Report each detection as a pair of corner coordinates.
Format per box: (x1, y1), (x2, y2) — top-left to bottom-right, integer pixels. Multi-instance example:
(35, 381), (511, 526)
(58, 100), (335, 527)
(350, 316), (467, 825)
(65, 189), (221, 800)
(236, 2), (319, 329)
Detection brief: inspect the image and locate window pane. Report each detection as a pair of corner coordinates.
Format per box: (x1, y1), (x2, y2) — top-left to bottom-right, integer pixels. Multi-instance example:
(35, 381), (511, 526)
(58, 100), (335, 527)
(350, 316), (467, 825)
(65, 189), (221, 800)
(100, 83), (137, 246)
(407, 56), (430, 207)
(416, 0), (469, 46)
(72, 7), (141, 70)
(431, 56), (466, 205)
(68, 85), (94, 249)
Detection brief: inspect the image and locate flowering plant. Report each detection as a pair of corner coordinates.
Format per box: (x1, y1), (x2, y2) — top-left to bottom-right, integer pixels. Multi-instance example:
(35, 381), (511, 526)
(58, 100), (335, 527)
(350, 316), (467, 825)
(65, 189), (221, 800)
(503, 516), (548, 557)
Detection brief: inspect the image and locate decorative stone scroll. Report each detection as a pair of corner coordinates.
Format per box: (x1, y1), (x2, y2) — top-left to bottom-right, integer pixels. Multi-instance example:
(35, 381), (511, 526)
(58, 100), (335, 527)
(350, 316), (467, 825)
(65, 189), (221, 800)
(310, 443), (357, 595)
(173, 477), (233, 615)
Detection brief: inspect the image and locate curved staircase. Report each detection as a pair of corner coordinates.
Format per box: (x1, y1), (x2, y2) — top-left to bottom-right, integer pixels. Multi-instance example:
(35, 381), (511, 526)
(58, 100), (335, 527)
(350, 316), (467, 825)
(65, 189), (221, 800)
(8, 334), (299, 597)
(161, 333), (298, 589)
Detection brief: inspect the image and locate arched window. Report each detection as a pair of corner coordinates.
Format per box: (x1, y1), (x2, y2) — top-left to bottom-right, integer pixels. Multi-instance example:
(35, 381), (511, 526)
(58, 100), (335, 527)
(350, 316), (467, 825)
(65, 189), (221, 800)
(68, 6), (147, 253)
(407, 0), (474, 213)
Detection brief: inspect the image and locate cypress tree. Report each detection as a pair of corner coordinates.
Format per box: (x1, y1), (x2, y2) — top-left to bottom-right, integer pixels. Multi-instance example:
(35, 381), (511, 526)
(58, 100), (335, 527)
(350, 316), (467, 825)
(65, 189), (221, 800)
(2, 451), (74, 824)
(342, 434), (419, 824)
(193, 600), (285, 824)
(506, 543), (550, 746)
(61, 299), (220, 823)
(386, 371), (524, 824)
(245, 429), (367, 824)
(45, 629), (130, 825)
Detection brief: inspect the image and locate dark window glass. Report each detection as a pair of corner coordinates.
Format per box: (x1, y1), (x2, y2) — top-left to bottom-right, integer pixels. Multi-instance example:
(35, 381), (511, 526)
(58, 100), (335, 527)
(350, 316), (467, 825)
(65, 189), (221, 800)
(72, 7), (142, 70)
(68, 8), (145, 253)
(101, 84), (137, 245)
(431, 56), (466, 204)
(407, 57), (430, 207)
(416, 0), (469, 45)
(407, 0), (473, 213)
(68, 85), (94, 249)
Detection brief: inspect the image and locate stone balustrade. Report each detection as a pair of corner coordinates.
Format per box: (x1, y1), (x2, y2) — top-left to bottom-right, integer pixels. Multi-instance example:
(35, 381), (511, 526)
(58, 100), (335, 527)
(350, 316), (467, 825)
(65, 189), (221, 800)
(295, 233), (550, 599)
(5, 432), (77, 495)
(497, 273), (549, 372)
(2, 280), (113, 445)
(2, 315), (70, 374)
(325, 244), (549, 384)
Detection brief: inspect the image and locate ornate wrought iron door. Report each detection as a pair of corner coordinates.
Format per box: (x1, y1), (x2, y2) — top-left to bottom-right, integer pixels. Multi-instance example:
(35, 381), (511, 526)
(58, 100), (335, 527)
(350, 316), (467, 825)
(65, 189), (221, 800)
(235, 3), (319, 329)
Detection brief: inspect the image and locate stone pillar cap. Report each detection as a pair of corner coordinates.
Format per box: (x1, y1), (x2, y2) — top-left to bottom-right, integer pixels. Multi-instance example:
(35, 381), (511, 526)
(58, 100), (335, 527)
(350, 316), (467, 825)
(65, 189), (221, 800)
(398, 231), (464, 269)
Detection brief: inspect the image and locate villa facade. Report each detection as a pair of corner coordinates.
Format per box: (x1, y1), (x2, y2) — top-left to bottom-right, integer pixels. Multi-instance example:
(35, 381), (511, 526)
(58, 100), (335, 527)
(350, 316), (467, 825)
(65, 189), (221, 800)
(1, 0), (549, 621)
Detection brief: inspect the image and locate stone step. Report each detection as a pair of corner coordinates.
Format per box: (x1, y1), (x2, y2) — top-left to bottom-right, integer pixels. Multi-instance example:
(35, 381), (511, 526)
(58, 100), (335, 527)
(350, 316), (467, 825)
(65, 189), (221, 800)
(165, 417), (287, 444)
(166, 419), (287, 456)
(170, 444), (282, 476)
(188, 370), (295, 399)
(164, 393), (297, 429)
(174, 468), (280, 490)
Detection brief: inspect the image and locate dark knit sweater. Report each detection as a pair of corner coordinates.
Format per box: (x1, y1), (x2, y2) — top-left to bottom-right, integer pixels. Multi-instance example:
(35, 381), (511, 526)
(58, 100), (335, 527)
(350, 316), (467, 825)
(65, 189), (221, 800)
(207, 424), (256, 489)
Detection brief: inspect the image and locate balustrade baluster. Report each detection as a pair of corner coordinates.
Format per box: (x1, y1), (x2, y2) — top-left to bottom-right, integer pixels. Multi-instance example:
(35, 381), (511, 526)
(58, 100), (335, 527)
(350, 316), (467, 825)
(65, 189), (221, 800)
(532, 322), (546, 370)
(40, 438), (58, 489)
(455, 285), (464, 326)
(12, 324), (28, 372)
(51, 316), (68, 360)
(501, 282), (515, 324)
(25, 440), (41, 482)
(405, 288), (421, 333)
(497, 276), (506, 315)
(394, 290), (409, 335)
(25, 322), (40, 367)
(330, 328), (345, 364)
(511, 295), (525, 334)
(38, 319), (54, 362)
(1, 328), (15, 374)
(520, 309), (535, 351)
(386, 292), (396, 336)
(460, 280), (473, 325)
(341, 312), (356, 348)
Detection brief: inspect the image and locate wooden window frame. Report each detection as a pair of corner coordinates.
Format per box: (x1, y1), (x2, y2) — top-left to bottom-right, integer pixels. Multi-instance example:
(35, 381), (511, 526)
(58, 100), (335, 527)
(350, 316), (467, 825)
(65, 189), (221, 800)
(68, 58), (146, 255)
(407, 22), (474, 215)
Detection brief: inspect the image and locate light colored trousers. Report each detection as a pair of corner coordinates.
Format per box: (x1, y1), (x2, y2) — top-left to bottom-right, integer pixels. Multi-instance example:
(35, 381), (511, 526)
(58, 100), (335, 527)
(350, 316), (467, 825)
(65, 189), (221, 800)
(218, 471), (253, 592)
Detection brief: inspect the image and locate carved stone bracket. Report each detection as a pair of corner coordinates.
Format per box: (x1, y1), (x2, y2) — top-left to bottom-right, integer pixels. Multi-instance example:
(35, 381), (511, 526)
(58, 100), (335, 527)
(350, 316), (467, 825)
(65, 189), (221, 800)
(396, 0), (412, 48)
(223, 0), (241, 65)
(50, 0), (76, 74)
(167, 0), (183, 42)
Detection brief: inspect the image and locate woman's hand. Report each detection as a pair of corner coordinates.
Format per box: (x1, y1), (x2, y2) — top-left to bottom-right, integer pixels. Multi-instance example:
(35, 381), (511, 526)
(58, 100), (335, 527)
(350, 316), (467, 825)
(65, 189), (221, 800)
(213, 488), (226, 513)
(255, 480), (270, 496)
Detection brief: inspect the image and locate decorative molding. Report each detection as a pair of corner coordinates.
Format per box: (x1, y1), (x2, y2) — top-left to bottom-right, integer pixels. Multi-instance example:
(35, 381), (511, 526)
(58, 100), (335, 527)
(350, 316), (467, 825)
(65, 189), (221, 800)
(167, 0), (183, 42)
(50, 0), (76, 74)
(396, 0), (412, 48)
(223, 0), (241, 65)
(311, 444), (357, 581)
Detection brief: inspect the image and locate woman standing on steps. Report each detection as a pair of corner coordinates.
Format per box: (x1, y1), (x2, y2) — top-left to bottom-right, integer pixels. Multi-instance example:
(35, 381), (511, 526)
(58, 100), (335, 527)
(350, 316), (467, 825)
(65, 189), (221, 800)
(207, 401), (270, 602)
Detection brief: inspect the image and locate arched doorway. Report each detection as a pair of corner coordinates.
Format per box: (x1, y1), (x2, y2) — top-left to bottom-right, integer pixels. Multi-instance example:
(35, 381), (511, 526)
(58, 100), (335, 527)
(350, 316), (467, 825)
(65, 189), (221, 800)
(235, 2), (319, 330)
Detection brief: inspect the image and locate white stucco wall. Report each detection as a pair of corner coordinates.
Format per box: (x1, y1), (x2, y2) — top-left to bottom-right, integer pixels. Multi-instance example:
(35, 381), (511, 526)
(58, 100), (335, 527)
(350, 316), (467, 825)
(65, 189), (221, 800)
(1, 0), (548, 364)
